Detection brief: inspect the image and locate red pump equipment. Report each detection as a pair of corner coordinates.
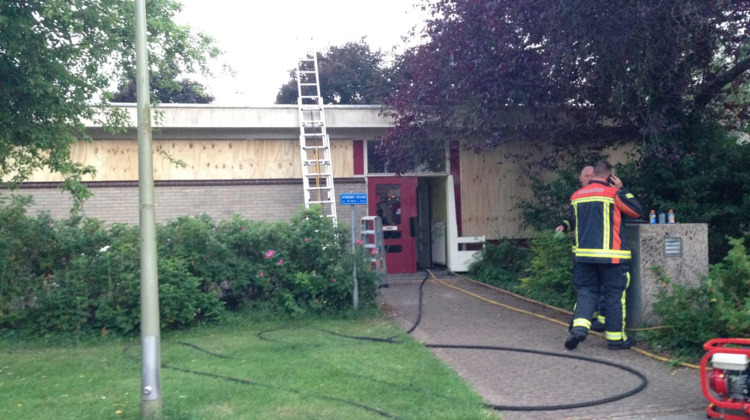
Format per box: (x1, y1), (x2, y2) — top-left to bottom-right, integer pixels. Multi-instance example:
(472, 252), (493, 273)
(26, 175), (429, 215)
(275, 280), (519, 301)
(701, 338), (750, 420)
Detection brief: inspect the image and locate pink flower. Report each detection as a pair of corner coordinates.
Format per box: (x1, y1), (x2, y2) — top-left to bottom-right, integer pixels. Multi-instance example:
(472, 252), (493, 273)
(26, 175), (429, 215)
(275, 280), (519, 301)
(315, 299), (319, 303)
(241, 227), (246, 232)
(61, 257), (67, 262)
(265, 250), (275, 259)
(370, 248), (378, 255)
(356, 239), (363, 245)
(304, 237), (309, 242)
(258, 272), (264, 277)
(332, 278), (337, 283)
(312, 273), (316, 277)
(277, 259), (283, 265)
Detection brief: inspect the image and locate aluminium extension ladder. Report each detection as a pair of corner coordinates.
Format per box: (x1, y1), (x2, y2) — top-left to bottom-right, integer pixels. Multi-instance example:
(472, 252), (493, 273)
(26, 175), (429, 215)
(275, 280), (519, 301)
(360, 216), (388, 288)
(296, 54), (337, 223)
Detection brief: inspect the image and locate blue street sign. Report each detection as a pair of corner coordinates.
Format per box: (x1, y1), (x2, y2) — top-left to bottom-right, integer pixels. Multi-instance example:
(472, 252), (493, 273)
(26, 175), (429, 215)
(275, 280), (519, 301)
(340, 193), (368, 205)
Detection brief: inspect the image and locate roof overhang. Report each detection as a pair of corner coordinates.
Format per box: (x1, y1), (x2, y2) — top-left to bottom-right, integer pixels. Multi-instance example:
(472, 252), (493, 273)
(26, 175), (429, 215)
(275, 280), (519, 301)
(85, 104), (394, 140)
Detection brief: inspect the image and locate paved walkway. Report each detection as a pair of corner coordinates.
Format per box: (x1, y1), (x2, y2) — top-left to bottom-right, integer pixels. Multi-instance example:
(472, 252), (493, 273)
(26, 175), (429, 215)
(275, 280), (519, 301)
(378, 271), (708, 420)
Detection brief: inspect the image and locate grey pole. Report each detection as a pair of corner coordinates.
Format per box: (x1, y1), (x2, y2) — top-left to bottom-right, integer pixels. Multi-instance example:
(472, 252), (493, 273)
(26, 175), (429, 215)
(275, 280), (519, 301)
(135, 0), (162, 417)
(351, 203), (359, 309)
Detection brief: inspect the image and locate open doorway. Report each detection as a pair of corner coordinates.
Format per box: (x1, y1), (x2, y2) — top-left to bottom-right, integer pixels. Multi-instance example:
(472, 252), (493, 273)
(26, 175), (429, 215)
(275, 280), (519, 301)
(367, 175), (448, 273)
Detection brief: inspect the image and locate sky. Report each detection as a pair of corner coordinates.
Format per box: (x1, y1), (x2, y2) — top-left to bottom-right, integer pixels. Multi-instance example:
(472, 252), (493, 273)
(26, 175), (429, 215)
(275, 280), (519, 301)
(174, 0), (427, 106)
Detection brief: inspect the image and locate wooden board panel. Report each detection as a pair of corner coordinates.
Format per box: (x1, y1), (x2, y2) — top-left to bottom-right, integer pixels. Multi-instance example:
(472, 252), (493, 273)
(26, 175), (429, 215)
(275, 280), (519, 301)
(459, 142), (637, 239)
(22, 139), (354, 182)
(459, 144), (535, 239)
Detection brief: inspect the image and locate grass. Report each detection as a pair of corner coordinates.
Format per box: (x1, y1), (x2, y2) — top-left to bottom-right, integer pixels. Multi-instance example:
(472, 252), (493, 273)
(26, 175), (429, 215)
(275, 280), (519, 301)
(0, 314), (497, 419)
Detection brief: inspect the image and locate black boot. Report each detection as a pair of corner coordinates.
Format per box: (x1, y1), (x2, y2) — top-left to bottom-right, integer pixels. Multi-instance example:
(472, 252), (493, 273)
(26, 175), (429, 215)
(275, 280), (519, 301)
(607, 336), (635, 350)
(564, 329), (588, 350)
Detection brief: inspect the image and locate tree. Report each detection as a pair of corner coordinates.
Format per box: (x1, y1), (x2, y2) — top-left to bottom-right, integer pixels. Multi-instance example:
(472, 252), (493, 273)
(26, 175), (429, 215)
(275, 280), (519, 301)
(0, 0), (220, 199)
(275, 39), (394, 105)
(112, 63), (215, 104)
(382, 0), (750, 172)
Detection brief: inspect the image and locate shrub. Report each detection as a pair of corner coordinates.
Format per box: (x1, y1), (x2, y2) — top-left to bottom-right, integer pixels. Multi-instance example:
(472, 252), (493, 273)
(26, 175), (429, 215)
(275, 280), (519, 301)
(468, 239), (531, 290)
(517, 162), (587, 232)
(155, 257), (224, 330)
(517, 231), (576, 309)
(644, 270), (723, 360)
(645, 237), (750, 360)
(708, 237), (750, 334)
(466, 232), (576, 310)
(618, 122), (750, 263)
(0, 199), (378, 337)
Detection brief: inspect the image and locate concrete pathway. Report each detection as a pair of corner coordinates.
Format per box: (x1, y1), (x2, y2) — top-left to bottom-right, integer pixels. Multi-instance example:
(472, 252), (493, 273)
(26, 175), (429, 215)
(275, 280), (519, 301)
(378, 271), (709, 420)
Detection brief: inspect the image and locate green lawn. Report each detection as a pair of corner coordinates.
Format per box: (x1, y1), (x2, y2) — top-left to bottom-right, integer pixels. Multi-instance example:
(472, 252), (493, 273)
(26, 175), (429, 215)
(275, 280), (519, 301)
(0, 315), (497, 419)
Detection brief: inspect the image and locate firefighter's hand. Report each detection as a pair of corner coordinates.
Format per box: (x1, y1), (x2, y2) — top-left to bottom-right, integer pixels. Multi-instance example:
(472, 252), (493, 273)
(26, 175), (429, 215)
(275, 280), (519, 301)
(609, 174), (623, 189)
(555, 225), (565, 232)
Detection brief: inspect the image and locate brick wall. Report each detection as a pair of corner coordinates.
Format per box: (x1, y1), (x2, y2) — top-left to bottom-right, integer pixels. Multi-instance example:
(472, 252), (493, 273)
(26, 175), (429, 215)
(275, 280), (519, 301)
(2, 178), (368, 226)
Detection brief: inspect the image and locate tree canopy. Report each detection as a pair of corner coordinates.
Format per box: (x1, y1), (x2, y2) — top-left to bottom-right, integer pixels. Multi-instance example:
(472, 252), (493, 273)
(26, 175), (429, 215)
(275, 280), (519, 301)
(112, 63), (215, 104)
(382, 0), (750, 172)
(0, 0), (220, 197)
(275, 39), (395, 105)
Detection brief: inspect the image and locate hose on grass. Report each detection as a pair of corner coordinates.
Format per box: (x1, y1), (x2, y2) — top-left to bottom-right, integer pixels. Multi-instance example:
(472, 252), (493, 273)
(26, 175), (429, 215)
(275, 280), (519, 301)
(258, 270), (647, 412)
(126, 269), (647, 416)
(122, 341), (403, 419)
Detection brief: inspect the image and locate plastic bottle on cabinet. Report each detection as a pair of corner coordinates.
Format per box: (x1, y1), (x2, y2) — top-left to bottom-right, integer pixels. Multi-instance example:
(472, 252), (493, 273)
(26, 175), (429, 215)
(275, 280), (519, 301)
(658, 211), (666, 224)
(668, 209), (675, 224)
(649, 210), (656, 224)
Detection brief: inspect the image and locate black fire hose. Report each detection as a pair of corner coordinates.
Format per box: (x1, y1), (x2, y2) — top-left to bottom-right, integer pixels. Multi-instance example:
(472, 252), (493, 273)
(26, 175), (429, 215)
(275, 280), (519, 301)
(395, 271), (647, 412)
(129, 270), (647, 417)
(287, 271), (648, 412)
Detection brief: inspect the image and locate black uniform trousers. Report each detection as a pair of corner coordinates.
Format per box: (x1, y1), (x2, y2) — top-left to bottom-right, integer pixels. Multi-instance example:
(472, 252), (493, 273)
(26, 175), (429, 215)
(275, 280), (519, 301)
(571, 261), (630, 341)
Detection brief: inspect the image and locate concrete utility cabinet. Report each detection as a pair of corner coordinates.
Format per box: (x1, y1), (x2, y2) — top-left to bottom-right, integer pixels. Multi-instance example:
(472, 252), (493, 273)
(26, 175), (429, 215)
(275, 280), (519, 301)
(624, 223), (709, 327)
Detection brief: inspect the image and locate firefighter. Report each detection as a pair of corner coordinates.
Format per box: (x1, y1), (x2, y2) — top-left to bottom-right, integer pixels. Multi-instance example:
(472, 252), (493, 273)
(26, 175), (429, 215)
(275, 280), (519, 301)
(557, 165), (606, 333)
(558, 161), (642, 350)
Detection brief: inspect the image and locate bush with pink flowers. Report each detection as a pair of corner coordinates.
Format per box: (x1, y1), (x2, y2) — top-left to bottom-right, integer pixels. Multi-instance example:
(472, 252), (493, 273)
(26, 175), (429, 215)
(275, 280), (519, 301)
(0, 198), (378, 337)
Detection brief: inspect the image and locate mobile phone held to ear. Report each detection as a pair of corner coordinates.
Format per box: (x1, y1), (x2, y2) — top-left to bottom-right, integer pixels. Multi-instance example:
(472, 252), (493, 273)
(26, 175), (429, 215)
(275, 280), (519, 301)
(608, 175), (615, 185)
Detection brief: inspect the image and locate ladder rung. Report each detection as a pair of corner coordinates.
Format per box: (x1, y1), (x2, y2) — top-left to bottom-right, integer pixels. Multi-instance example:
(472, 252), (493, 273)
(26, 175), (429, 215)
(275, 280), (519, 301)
(298, 55), (336, 222)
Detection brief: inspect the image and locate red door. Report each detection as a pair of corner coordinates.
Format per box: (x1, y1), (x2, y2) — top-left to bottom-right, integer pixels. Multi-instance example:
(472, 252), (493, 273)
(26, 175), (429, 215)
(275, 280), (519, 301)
(368, 177), (418, 274)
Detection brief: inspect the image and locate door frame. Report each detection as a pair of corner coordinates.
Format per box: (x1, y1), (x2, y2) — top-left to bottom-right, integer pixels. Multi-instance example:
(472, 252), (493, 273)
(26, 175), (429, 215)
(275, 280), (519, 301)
(367, 176), (418, 274)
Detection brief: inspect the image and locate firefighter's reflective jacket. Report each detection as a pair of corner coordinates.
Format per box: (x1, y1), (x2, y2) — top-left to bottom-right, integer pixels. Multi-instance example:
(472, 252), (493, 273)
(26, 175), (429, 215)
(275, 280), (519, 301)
(561, 180), (643, 264)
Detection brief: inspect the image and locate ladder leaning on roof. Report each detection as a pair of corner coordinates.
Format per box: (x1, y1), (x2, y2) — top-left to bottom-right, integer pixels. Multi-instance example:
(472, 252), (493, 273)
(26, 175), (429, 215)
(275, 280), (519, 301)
(296, 53), (337, 224)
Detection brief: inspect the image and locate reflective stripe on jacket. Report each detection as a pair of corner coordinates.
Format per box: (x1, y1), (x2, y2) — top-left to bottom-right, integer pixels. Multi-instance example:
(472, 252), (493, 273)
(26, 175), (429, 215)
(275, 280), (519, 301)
(565, 180), (642, 264)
